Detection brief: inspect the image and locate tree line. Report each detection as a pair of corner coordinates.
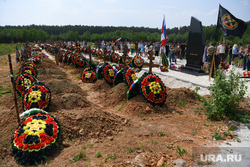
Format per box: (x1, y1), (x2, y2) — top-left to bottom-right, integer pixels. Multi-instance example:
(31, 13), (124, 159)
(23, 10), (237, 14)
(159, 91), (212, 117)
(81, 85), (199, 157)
(0, 22), (249, 45)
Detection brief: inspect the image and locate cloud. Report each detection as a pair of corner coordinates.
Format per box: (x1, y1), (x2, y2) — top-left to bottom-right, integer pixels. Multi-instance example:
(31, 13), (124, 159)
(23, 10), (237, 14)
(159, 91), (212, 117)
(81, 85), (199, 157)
(207, 9), (217, 16)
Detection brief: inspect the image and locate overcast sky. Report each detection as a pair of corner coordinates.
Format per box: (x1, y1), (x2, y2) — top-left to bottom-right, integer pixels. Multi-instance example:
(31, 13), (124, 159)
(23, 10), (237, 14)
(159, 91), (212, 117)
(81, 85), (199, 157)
(0, 0), (249, 29)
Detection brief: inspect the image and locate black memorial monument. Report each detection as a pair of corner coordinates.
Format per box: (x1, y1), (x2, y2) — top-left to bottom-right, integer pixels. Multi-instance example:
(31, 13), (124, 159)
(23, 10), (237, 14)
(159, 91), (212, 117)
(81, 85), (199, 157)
(184, 17), (205, 72)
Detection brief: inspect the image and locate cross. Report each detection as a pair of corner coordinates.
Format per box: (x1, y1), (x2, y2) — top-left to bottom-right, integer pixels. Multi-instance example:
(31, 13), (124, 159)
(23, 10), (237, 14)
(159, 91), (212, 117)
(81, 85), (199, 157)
(77, 41), (80, 54)
(121, 47), (130, 66)
(144, 51), (159, 73)
(103, 52), (109, 63)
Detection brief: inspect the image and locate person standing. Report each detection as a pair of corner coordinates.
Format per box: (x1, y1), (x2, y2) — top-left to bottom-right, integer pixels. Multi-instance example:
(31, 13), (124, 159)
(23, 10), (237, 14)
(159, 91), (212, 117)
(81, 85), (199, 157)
(232, 44), (238, 65)
(207, 43), (218, 77)
(135, 41), (138, 55)
(54, 46), (59, 65)
(169, 44), (176, 64)
(127, 42), (131, 54)
(154, 42), (160, 56)
(217, 42), (226, 62)
(228, 44), (233, 65)
(130, 42), (135, 55)
(144, 43), (148, 57)
(180, 43), (186, 59)
(246, 44), (250, 71)
(140, 43), (144, 56)
(238, 43), (243, 67)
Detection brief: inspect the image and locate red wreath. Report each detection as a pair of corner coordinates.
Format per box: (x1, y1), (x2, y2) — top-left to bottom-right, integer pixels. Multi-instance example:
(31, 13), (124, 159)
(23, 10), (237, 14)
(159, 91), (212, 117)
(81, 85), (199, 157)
(123, 67), (137, 87)
(15, 73), (37, 96)
(111, 53), (120, 62)
(86, 47), (90, 53)
(11, 112), (60, 165)
(22, 83), (51, 111)
(91, 49), (96, 55)
(103, 63), (115, 85)
(132, 55), (144, 68)
(75, 55), (86, 67)
(70, 53), (76, 65)
(121, 56), (131, 65)
(139, 73), (167, 105)
(81, 70), (97, 83)
(97, 50), (103, 58)
(19, 66), (37, 78)
(104, 53), (111, 60)
(24, 61), (36, 70)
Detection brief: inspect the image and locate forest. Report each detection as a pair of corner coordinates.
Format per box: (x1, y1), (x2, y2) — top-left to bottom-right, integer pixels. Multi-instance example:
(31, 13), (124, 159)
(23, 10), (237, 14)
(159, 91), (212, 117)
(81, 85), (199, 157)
(0, 22), (250, 45)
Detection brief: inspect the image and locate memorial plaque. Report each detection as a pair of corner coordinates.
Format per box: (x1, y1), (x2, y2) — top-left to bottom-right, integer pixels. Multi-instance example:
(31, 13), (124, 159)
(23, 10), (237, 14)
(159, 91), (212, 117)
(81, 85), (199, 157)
(185, 17), (205, 71)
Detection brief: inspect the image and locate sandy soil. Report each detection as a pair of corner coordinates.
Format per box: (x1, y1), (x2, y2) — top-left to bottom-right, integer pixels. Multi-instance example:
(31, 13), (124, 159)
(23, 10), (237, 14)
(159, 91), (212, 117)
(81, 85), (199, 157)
(0, 52), (249, 167)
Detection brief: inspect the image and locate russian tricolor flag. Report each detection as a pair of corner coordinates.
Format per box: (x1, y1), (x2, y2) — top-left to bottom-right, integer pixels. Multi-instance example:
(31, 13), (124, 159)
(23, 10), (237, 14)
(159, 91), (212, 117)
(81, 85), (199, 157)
(161, 15), (167, 46)
(115, 38), (121, 42)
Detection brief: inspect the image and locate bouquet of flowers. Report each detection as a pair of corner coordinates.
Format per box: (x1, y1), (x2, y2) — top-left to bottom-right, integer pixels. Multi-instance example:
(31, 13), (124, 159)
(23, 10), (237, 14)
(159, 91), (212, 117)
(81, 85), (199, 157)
(220, 61), (230, 70)
(160, 66), (168, 72)
(201, 62), (209, 73)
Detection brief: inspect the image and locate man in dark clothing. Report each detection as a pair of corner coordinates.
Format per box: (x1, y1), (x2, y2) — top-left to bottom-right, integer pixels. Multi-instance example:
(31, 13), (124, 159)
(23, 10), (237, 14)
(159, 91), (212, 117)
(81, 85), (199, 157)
(154, 42), (160, 56)
(165, 44), (169, 57)
(180, 43), (186, 59)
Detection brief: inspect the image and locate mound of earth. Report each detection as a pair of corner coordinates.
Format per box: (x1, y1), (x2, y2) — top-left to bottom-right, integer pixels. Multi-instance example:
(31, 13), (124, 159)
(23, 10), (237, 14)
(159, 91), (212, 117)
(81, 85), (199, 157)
(99, 82), (128, 108)
(57, 107), (124, 142)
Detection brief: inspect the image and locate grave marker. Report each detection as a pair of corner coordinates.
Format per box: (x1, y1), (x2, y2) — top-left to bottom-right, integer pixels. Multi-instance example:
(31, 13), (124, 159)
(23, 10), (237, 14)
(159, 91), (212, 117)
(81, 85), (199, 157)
(121, 47), (130, 66)
(144, 51), (159, 73)
(184, 16), (205, 72)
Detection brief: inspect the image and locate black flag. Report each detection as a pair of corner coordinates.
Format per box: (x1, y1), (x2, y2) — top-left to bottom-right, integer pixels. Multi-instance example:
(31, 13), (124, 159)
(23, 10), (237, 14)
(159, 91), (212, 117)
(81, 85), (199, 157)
(217, 4), (247, 38)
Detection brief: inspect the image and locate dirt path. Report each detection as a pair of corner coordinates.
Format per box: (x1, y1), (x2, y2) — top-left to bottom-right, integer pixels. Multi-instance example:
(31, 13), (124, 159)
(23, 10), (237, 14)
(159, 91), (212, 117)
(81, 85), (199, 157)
(0, 52), (236, 166)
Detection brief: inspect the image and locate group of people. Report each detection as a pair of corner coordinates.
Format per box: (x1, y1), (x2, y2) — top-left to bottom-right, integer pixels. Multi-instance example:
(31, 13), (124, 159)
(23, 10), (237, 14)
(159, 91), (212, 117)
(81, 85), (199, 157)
(206, 42), (250, 76)
(91, 40), (187, 61)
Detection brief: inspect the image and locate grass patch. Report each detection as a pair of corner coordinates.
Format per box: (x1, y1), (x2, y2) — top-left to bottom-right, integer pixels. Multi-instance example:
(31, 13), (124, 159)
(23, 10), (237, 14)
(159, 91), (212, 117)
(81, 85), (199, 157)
(151, 140), (158, 144)
(212, 133), (225, 140)
(0, 85), (5, 96)
(117, 101), (125, 112)
(159, 132), (166, 136)
(166, 145), (173, 149)
(191, 129), (197, 136)
(96, 151), (101, 158)
(178, 97), (186, 107)
(104, 154), (116, 163)
(176, 145), (188, 156)
(0, 43), (20, 56)
(69, 151), (88, 163)
(203, 120), (211, 126)
(124, 148), (137, 153)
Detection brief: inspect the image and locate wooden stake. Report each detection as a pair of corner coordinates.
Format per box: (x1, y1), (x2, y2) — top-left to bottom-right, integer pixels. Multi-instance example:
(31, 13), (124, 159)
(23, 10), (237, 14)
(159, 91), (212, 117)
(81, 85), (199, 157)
(209, 55), (216, 81)
(8, 54), (20, 123)
(88, 46), (92, 70)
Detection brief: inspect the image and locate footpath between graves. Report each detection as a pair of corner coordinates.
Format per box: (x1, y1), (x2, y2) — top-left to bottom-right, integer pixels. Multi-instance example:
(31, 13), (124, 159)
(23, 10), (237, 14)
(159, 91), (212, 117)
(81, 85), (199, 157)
(0, 52), (249, 166)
